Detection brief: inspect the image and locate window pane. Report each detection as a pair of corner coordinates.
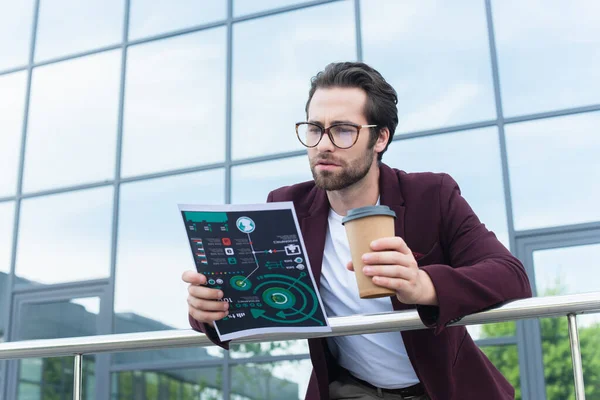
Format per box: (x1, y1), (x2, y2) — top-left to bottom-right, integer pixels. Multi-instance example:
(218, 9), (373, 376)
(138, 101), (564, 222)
(0, 202), (13, 347)
(23, 51), (121, 193)
(533, 244), (600, 400)
(506, 112), (600, 230)
(0, 0), (35, 70)
(17, 382), (40, 399)
(231, 156), (312, 204)
(386, 128), (509, 247)
(16, 187), (113, 285)
(231, 359), (311, 400)
(469, 321), (516, 341)
(18, 356), (95, 400)
(122, 29), (226, 177)
(35, 0), (123, 61)
(112, 346), (222, 367)
(480, 345), (521, 400)
(232, 1), (356, 160)
(362, 0), (496, 133)
(0, 202), (15, 274)
(19, 359), (42, 382)
(18, 297), (100, 340)
(231, 340), (309, 359)
(534, 243), (600, 298)
(234, 0), (309, 16)
(0, 72), (27, 197)
(129, 0), (225, 40)
(114, 170), (225, 360)
(15, 297), (98, 399)
(111, 367), (223, 400)
(538, 315), (599, 400)
(493, 1), (600, 117)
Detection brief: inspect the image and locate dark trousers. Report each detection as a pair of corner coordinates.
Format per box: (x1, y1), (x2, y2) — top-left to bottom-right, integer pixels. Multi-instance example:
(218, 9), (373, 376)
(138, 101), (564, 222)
(329, 369), (430, 400)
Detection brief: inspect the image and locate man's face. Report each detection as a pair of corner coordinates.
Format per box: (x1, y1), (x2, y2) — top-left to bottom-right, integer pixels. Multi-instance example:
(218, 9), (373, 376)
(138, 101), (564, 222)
(306, 87), (381, 191)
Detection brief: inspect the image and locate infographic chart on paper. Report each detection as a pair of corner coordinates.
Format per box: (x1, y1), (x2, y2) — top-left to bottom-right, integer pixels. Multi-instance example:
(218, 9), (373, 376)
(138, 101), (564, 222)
(179, 202), (331, 341)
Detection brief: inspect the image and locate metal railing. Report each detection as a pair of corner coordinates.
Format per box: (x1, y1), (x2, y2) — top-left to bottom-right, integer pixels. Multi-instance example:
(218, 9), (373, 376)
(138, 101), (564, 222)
(2, 291), (600, 400)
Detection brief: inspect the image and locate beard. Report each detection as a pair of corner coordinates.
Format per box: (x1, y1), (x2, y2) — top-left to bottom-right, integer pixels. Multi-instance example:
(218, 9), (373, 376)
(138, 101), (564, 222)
(310, 148), (375, 191)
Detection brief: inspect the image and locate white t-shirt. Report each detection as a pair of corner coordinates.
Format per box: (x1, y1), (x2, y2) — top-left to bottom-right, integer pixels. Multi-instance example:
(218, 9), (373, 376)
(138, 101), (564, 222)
(320, 208), (420, 389)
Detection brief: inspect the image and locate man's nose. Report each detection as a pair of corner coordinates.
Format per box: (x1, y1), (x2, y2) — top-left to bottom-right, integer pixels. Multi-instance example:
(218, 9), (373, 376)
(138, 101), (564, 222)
(316, 132), (335, 152)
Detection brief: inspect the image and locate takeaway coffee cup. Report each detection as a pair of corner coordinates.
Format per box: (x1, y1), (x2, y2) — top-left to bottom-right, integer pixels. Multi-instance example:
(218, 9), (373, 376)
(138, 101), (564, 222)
(342, 205), (397, 299)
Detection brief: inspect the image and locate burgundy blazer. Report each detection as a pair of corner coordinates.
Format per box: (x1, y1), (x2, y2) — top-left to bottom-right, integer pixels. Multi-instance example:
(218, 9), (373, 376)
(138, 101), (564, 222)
(190, 163), (532, 400)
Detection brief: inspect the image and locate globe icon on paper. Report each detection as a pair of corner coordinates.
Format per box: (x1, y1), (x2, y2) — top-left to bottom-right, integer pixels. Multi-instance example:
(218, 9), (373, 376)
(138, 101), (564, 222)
(236, 217), (255, 233)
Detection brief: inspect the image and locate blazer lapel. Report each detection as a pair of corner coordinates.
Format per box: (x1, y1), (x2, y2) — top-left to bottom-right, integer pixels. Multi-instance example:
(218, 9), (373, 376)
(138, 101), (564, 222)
(379, 164), (414, 311)
(379, 163), (406, 246)
(299, 188), (330, 288)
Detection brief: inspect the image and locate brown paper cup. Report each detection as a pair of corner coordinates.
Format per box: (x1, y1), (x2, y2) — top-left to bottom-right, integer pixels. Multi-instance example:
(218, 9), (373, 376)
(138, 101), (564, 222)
(342, 206), (397, 299)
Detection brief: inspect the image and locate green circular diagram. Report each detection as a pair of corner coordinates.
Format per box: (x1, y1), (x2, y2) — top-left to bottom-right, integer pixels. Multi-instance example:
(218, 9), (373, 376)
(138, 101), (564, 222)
(263, 287), (296, 310)
(230, 275), (252, 291)
(251, 273), (321, 325)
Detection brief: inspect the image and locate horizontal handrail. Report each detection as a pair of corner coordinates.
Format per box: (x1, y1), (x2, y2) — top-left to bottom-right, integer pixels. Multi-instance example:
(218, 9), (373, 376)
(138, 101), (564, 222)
(1, 292), (599, 360)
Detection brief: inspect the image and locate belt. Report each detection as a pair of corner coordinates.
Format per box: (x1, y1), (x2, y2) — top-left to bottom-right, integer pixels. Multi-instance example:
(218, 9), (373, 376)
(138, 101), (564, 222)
(348, 374), (425, 398)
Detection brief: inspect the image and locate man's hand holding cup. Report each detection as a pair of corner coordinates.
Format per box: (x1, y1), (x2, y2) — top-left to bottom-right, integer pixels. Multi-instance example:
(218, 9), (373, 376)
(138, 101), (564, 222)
(346, 237), (438, 306)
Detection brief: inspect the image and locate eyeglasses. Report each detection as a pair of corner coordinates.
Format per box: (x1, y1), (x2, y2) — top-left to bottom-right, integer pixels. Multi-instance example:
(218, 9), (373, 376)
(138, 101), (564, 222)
(295, 122), (377, 149)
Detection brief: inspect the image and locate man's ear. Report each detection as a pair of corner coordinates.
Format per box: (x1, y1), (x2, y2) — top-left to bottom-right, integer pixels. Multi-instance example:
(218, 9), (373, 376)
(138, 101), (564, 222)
(374, 127), (390, 154)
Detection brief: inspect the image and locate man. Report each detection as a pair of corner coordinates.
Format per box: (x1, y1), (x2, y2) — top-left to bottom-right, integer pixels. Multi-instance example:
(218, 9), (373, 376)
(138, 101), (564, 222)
(183, 62), (532, 399)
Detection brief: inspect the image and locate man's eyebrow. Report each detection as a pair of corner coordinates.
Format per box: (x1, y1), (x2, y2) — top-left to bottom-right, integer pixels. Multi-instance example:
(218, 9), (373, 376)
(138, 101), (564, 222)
(307, 119), (355, 126)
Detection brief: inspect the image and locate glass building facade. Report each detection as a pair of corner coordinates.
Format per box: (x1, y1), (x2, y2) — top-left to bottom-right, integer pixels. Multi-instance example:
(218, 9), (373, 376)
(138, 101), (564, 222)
(1, 0), (599, 399)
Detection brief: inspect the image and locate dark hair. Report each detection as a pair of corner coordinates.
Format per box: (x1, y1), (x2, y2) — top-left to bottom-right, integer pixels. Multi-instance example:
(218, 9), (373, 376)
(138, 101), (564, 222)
(305, 62), (398, 161)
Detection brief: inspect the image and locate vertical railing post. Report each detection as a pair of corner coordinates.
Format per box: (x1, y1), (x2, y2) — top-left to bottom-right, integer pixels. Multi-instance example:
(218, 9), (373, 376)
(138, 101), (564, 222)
(567, 314), (586, 400)
(73, 354), (83, 400)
